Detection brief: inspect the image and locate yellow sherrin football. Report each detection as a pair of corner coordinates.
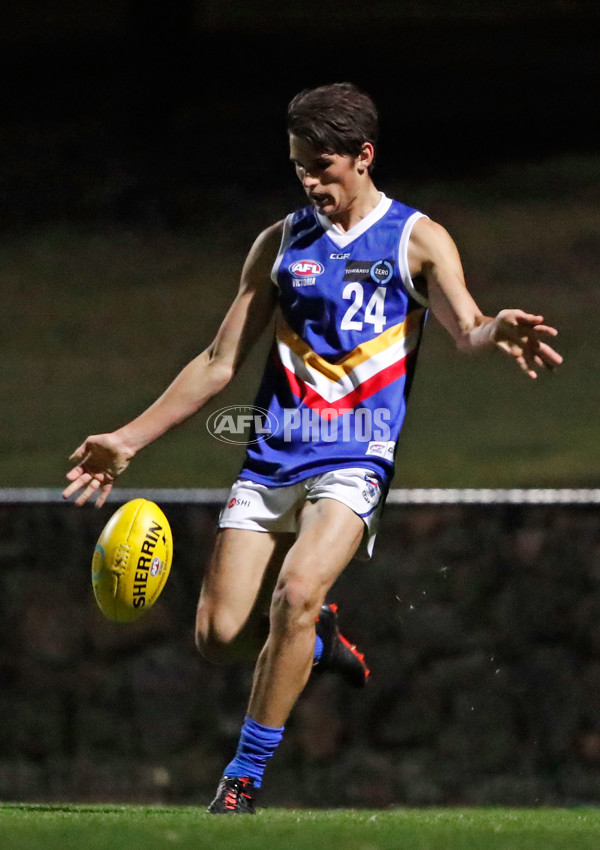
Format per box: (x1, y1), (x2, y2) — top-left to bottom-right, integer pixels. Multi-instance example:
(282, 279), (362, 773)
(92, 498), (173, 622)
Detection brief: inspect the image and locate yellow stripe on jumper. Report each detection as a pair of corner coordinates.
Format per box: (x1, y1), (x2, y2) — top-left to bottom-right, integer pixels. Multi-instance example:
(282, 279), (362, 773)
(276, 308), (424, 383)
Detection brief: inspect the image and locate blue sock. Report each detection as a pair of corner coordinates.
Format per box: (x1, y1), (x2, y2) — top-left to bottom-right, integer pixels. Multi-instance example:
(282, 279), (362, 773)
(224, 715), (284, 788)
(313, 634), (324, 663)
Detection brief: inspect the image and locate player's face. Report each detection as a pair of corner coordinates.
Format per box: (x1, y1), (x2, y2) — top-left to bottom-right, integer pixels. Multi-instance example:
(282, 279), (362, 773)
(289, 135), (371, 222)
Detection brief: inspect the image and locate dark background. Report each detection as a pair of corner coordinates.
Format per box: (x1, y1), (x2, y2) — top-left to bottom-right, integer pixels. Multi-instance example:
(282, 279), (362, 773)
(1, 0), (598, 491)
(1, 1), (600, 809)
(1, 1), (598, 229)
(3, 500), (600, 807)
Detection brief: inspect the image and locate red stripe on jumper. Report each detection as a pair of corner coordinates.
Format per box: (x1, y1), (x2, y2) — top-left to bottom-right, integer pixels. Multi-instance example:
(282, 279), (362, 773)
(282, 353), (409, 420)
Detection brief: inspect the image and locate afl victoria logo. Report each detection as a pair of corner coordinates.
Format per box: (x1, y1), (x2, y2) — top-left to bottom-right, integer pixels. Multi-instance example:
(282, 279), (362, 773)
(289, 259), (324, 277)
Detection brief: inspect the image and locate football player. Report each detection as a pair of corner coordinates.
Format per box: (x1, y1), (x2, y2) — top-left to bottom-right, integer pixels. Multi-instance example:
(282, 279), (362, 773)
(64, 82), (562, 813)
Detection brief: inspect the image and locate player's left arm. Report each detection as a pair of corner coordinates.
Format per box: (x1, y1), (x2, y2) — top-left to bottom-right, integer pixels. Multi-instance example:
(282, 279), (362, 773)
(408, 217), (563, 378)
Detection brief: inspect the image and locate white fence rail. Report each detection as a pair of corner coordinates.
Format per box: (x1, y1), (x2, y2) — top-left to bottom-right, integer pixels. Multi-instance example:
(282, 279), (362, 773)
(1, 488), (599, 505)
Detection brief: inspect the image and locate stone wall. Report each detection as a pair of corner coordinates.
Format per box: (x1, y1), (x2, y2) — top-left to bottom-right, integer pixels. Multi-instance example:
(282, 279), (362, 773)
(1, 501), (599, 807)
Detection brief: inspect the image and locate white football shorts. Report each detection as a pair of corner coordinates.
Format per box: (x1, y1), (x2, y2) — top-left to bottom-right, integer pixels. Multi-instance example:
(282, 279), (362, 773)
(218, 467), (385, 559)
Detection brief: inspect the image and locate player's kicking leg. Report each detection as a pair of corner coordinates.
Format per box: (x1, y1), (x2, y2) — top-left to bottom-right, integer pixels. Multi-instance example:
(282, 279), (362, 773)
(208, 498), (367, 814)
(196, 527), (370, 682)
(195, 527), (288, 663)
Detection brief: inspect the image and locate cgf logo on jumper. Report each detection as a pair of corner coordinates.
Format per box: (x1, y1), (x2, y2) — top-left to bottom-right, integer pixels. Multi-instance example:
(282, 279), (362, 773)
(289, 258), (324, 288)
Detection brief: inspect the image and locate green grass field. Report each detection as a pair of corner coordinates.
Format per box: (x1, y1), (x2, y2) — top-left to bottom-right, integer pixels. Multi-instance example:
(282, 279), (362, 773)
(2, 804), (600, 850)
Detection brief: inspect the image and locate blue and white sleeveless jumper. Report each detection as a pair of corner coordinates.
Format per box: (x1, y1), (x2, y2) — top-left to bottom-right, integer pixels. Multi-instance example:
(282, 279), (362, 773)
(238, 193), (428, 489)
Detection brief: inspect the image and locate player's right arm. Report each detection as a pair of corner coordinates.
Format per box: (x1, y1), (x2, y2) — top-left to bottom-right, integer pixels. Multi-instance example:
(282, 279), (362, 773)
(408, 217), (563, 376)
(63, 221), (283, 507)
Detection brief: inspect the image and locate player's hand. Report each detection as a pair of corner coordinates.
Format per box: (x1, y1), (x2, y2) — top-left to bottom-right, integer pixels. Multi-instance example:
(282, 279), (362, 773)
(490, 309), (563, 378)
(63, 433), (135, 508)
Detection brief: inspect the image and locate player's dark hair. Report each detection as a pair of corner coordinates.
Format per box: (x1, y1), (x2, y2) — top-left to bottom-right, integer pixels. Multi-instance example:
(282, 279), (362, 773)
(287, 82), (379, 166)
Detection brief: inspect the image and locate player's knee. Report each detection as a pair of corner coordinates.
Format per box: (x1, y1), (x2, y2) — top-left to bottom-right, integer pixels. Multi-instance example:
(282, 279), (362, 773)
(195, 607), (240, 663)
(271, 575), (324, 632)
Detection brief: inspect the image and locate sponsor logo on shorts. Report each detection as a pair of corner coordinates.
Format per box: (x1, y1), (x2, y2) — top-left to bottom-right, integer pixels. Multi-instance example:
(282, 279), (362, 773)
(362, 474), (381, 503)
(227, 497), (252, 509)
(344, 259), (394, 285)
(207, 405), (278, 445)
